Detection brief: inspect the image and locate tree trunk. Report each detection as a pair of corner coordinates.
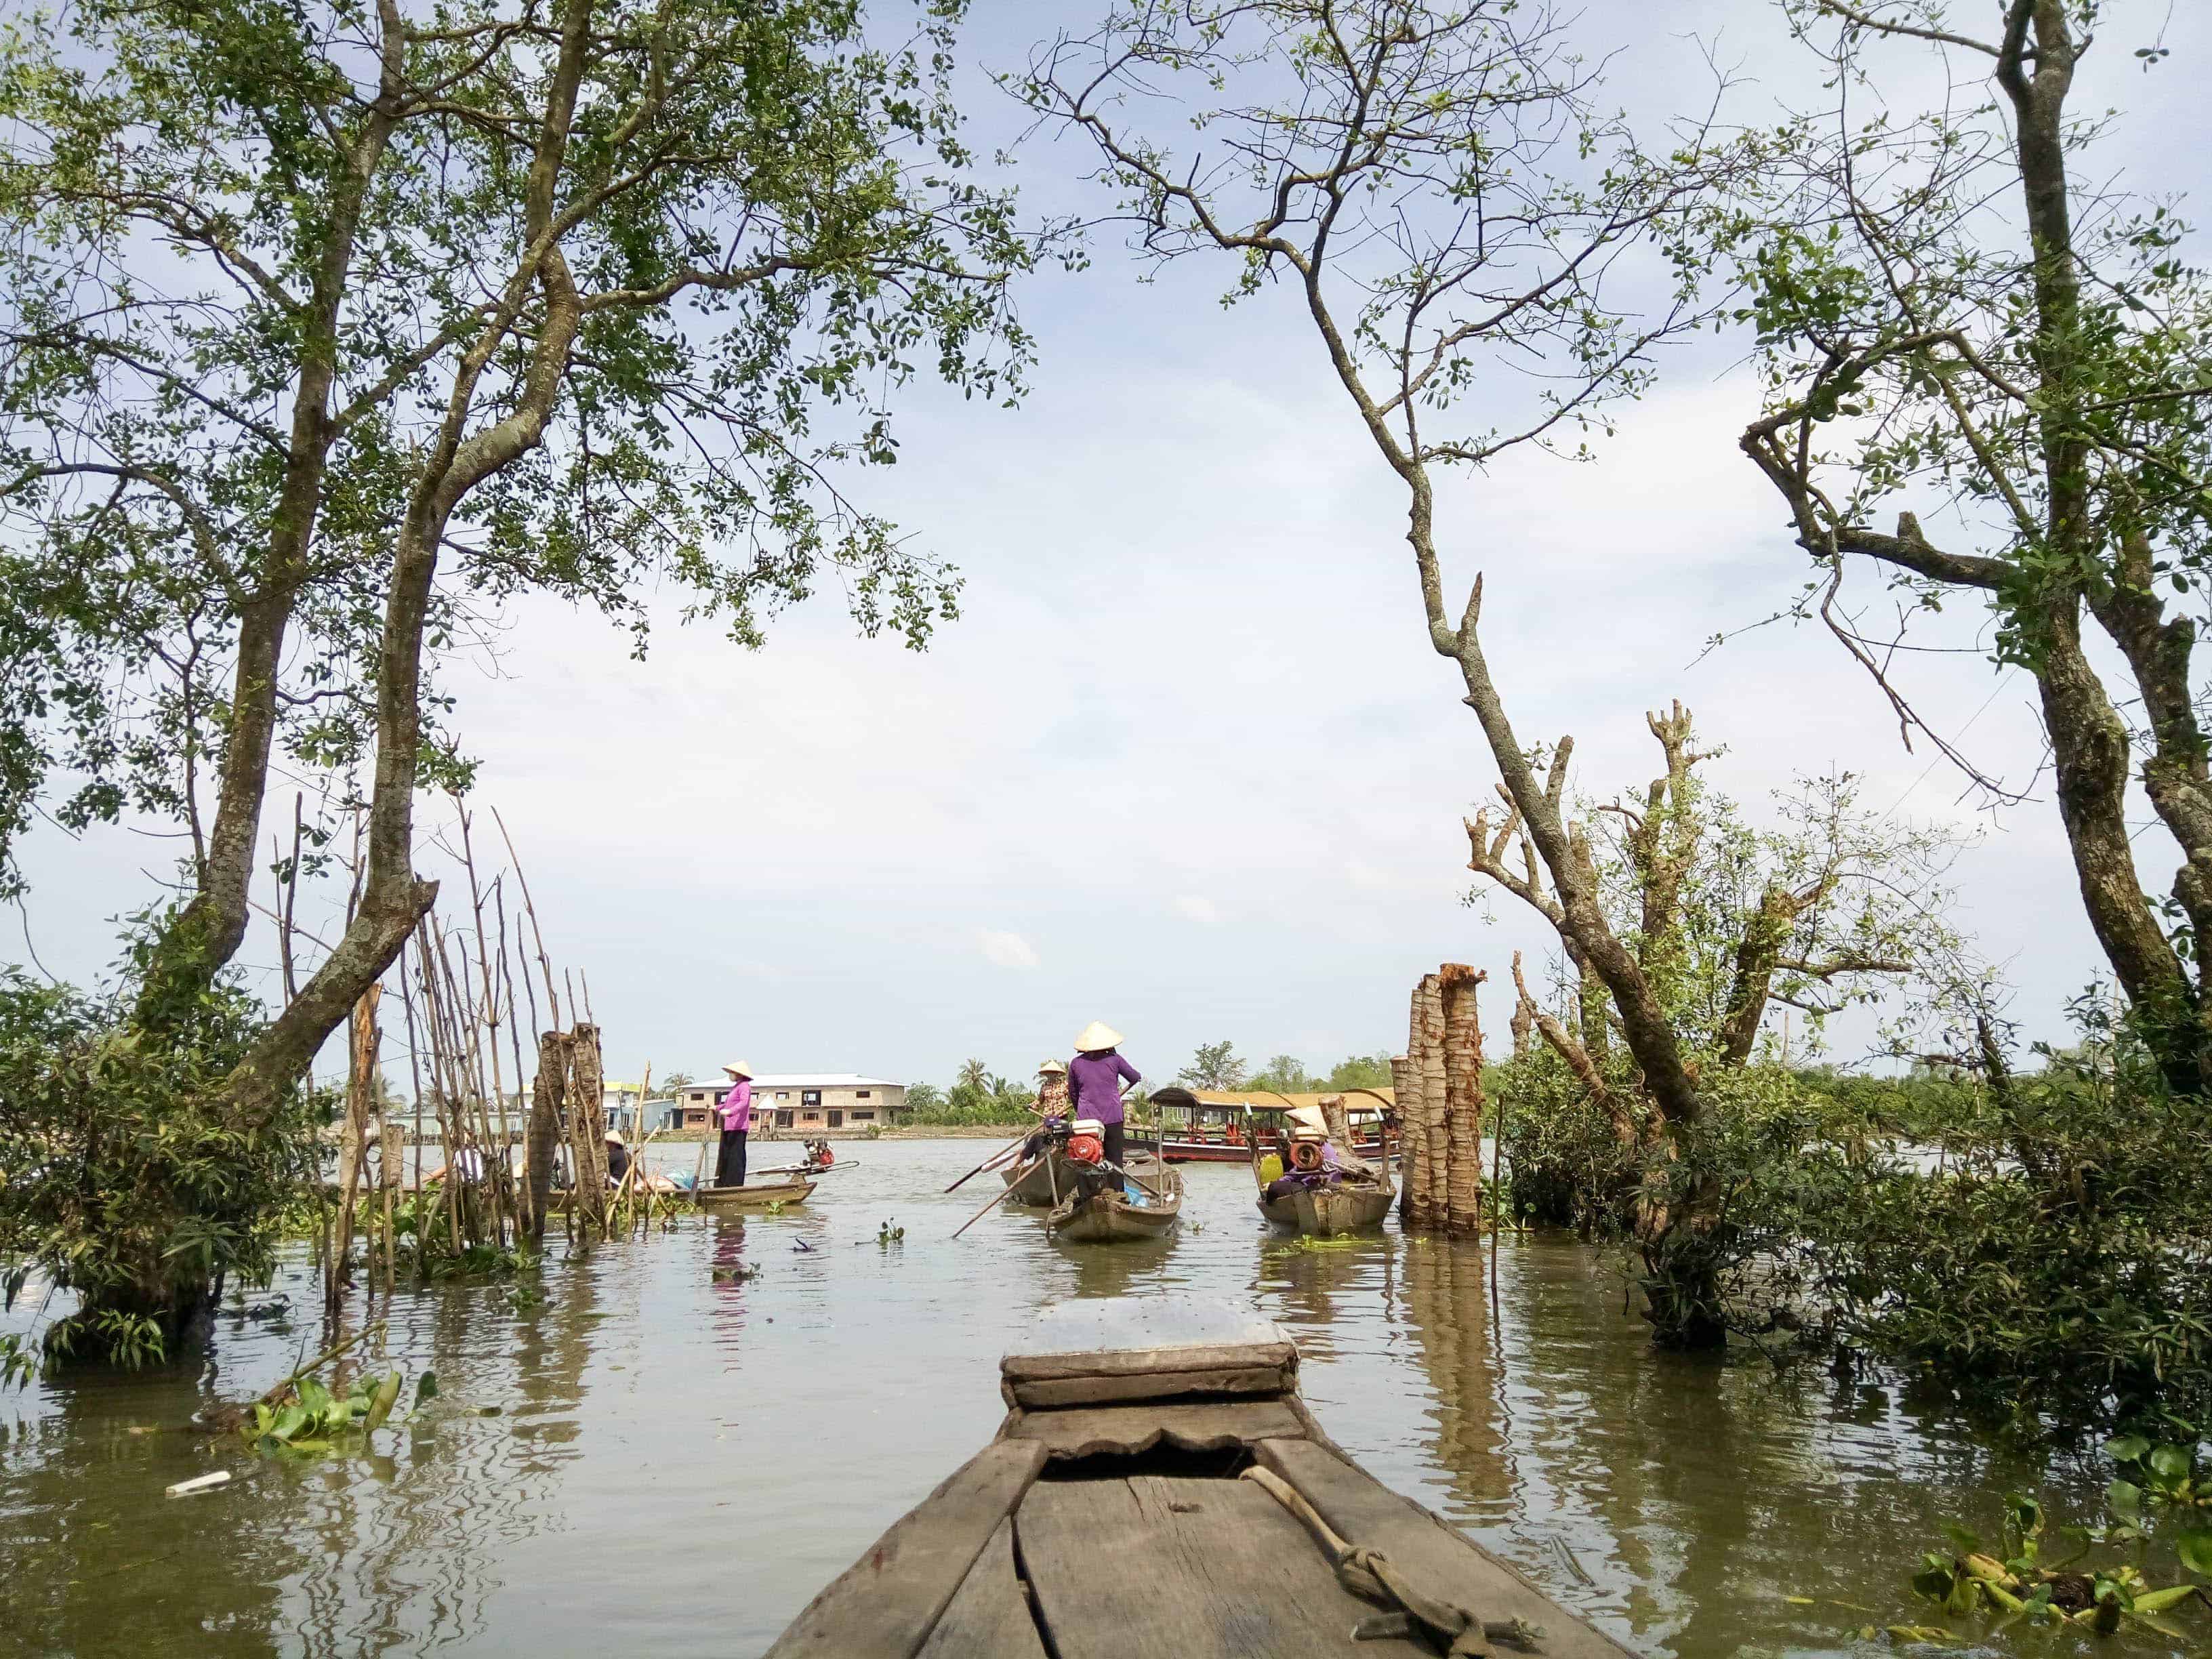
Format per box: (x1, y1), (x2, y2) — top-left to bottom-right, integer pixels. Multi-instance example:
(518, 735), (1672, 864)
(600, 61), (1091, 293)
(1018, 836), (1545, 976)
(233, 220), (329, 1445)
(325, 984), (381, 1313)
(1416, 972), (1450, 1226)
(1439, 964), (1487, 1233)
(1390, 1051), (1419, 1222)
(567, 1022), (611, 1237)
(524, 1029), (570, 1248)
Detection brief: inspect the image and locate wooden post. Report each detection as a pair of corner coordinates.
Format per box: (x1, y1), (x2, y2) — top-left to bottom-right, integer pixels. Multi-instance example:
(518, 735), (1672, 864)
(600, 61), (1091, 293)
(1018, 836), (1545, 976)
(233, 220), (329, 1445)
(1416, 972), (1450, 1226)
(1439, 964), (1488, 1235)
(1389, 1053), (1416, 1221)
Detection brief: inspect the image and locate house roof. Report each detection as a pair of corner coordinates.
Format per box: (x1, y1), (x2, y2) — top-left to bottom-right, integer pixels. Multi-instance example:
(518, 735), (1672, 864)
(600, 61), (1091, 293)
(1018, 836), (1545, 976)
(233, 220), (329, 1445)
(676, 1073), (903, 1091)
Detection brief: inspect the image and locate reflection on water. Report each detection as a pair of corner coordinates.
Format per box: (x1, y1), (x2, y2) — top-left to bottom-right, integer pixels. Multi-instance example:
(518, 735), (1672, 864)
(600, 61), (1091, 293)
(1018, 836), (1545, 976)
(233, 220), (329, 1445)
(0, 1140), (2176, 1657)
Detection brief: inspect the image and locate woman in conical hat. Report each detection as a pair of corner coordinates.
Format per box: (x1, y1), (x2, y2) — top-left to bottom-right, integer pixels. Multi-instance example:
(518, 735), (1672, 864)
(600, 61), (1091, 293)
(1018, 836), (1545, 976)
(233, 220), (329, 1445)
(1034, 1058), (1071, 1120)
(714, 1060), (755, 1188)
(1067, 1023), (1140, 1170)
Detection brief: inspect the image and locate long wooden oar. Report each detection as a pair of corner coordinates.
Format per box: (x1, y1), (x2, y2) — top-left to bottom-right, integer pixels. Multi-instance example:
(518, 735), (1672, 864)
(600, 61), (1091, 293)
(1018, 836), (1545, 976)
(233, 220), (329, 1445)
(950, 1175), (1024, 1240)
(943, 1128), (1036, 1194)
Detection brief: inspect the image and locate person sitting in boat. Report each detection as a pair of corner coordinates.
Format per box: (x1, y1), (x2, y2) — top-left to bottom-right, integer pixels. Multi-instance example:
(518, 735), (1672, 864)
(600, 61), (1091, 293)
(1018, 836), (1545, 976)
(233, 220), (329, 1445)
(604, 1130), (632, 1188)
(1263, 1125), (1342, 1204)
(715, 1060), (755, 1188)
(802, 1139), (835, 1172)
(1067, 1023), (1139, 1171)
(1019, 1059), (1071, 1161)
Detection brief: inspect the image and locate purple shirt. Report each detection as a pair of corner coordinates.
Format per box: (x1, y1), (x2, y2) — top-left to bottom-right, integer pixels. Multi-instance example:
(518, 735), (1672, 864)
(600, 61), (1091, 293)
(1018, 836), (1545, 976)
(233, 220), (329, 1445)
(1067, 1051), (1140, 1125)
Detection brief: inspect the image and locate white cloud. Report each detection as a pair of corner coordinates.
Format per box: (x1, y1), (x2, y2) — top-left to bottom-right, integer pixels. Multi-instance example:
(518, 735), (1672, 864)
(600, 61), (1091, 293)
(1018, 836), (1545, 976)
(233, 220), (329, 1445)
(977, 929), (1042, 970)
(1174, 895), (1221, 925)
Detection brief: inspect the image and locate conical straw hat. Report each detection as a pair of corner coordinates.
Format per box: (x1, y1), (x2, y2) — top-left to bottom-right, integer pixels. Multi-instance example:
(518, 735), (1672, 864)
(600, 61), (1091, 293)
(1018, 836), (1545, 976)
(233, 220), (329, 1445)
(722, 1060), (754, 1078)
(1036, 1059), (1069, 1076)
(1286, 1103), (1328, 1134)
(1073, 1021), (1123, 1052)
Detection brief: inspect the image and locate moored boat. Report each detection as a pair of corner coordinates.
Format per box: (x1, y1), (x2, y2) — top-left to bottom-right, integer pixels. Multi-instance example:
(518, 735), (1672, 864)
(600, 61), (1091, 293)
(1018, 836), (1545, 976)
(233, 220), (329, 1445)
(1139, 1086), (1394, 1163)
(763, 1297), (1634, 1658)
(692, 1177), (817, 1210)
(1044, 1151), (1181, 1242)
(1250, 1104), (1395, 1235)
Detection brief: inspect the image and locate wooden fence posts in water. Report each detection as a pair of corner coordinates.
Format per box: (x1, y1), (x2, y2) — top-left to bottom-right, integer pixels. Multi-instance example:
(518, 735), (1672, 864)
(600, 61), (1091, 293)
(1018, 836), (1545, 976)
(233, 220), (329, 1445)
(1396, 962), (1488, 1234)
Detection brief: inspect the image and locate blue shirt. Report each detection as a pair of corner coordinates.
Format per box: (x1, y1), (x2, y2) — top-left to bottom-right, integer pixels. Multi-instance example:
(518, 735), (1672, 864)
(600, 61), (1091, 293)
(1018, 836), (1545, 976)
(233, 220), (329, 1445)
(1067, 1050), (1141, 1125)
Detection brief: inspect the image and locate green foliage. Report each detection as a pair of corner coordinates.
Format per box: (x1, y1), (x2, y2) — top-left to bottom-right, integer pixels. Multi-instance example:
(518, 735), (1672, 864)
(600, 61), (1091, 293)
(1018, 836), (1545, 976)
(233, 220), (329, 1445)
(0, 925), (324, 1370)
(902, 1067), (1036, 1127)
(1324, 1053), (1395, 1092)
(0, 0), (1043, 891)
(1178, 1040), (1247, 1090)
(1248, 1053), (1313, 1094)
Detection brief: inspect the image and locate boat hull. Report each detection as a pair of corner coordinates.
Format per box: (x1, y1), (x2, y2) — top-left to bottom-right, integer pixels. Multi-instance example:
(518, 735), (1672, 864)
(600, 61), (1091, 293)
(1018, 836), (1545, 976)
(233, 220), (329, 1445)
(999, 1149), (1076, 1206)
(764, 1296), (1638, 1659)
(1257, 1177), (1395, 1235)
(1136, 1132), (1387, 1164)
(693, 1178), (816, 1210)
(1045, 1156), (1183, 1244)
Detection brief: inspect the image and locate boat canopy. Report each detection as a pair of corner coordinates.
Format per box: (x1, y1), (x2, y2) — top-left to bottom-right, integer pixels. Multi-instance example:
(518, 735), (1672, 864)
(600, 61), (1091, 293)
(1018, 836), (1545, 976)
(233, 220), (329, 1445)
(1149, 1086), (1394, 1116)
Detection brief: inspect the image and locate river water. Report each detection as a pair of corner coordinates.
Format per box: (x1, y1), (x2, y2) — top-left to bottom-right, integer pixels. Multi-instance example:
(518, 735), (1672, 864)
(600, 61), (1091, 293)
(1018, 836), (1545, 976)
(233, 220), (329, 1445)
(0, 1138), (2193, 1657)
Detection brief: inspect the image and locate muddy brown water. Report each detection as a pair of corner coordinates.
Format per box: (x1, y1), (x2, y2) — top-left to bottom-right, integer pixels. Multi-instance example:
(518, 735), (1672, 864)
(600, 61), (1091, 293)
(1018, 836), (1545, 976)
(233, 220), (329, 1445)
(0, 1139), (2194, 1657)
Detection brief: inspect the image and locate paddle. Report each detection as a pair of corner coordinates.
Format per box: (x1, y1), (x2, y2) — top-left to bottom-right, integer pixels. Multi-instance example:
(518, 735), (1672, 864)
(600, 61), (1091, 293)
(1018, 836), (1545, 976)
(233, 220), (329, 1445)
(942, 1128), (1037, 1194)
(950, 1177), (1021, 1241)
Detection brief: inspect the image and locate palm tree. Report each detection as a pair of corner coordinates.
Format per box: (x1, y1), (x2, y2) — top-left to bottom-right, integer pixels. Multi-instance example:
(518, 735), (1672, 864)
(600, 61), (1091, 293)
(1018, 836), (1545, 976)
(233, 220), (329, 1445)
(956, 1057), (990, 1093)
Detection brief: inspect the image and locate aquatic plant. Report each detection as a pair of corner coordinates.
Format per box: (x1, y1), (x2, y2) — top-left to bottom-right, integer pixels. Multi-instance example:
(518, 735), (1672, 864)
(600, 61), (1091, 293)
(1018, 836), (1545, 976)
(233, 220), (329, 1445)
(1905, 1494), (2212, 1640)
(877, 1220), (905, 1246)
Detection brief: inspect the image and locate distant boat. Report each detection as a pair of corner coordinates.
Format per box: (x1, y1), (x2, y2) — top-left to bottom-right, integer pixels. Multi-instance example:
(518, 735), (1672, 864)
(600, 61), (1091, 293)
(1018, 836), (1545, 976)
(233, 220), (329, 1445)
(1044, 1151), (1183, 1243)
(763, 1297), (1635, 1659)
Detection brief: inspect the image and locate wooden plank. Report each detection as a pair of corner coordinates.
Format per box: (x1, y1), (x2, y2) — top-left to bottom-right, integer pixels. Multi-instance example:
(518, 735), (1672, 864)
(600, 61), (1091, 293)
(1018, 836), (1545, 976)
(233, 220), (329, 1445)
(1014, 1297), (1286, 1359)
(1006, 1366), (1289, 1410)
(1017, 1474), (1425, 1659)
(1002, 1340), (1297, 1383)
(915, 1518), (1046, 1659)
(1253, 1439), (1641, 1659)
(1005, 1399), (1306, 1459)
(764, 1441), (1047, 1659)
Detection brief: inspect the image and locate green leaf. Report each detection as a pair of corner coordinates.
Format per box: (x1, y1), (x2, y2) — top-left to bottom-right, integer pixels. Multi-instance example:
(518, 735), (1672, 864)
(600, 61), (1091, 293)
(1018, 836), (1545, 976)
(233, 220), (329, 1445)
(414, 1371), (439, 1406)
(2107, 1435), (2152, 1464)
(2108, 1479), (2144, 1514)
(2148, 1445), (2192, 1483)
(1941, 1523), (1981, 1555)
(2177, 1528), (2212, 1577)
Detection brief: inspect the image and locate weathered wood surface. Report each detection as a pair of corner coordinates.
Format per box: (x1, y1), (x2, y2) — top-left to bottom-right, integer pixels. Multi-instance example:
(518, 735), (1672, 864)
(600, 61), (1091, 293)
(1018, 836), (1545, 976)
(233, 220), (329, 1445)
(1004, 1398), (1304, 1459)
(1258, 1179), (1395, 1235)
(763, 1440), (1046, 1659)
(1006, 1366), (1289, 1410)
(1016, 1298), (1286, 1357)
(1047, 1191), (1179, 1242)
(1019, 1473), (1427, 1659)
(1253, 1437), (1641, 1659)
(913, 1517), (1046, 1659)
(1004, 1337), (1296, 1384)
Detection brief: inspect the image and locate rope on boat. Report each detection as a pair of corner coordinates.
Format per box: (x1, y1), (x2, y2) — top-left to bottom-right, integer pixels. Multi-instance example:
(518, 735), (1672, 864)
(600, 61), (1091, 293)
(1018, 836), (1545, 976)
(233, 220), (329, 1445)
(1239, 1466), (1545, 1656)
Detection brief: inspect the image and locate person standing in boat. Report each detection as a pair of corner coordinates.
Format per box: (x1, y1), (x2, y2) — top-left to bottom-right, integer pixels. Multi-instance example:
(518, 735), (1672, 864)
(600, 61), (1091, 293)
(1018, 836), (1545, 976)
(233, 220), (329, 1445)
(1021, 1059), (1072, 1161)
(1067, 1023), (1139, 1170)
(715, 1061), (755, 1187)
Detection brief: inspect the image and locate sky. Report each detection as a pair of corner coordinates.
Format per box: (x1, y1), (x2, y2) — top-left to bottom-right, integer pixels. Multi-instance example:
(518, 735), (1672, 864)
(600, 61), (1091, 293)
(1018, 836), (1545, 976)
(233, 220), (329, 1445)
(12, 0), (2210, 1092)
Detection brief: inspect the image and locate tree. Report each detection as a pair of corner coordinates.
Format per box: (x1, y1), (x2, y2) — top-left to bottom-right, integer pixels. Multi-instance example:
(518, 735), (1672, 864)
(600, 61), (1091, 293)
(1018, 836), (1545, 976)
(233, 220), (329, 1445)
(1248, 1053), (1314, 1094)
(1729, 0), (2212, 1092)
(0, 0), (1037, 1355)
(1027, 1), (1742, 1153)
(1326, 1053), (1395, 1092)
(662, 1071), (695, 1094)
(1177, 1040), (1248, 1090)
(956, 1057), (991, 1093)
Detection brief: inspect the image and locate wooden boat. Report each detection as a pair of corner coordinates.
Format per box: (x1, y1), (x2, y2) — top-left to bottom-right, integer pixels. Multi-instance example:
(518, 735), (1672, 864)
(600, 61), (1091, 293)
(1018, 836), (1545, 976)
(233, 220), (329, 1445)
(1045, 1153), (1182, 1243)
(1259, 1174), (1395, 1235)
(1248, 1101), (1395, 1235)
(692, 1177), (817, 1210)
(764, 1297), (1633, 1659)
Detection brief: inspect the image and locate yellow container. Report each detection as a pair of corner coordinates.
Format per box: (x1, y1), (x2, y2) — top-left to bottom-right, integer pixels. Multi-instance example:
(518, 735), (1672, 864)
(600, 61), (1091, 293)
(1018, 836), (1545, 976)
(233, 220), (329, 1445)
(1256, 1153), (1284, 1185)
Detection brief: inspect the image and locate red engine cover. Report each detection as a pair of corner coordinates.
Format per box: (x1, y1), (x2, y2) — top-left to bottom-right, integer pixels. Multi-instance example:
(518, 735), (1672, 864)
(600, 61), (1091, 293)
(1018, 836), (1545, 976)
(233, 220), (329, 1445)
(1067, 1133), (1103, 1164)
